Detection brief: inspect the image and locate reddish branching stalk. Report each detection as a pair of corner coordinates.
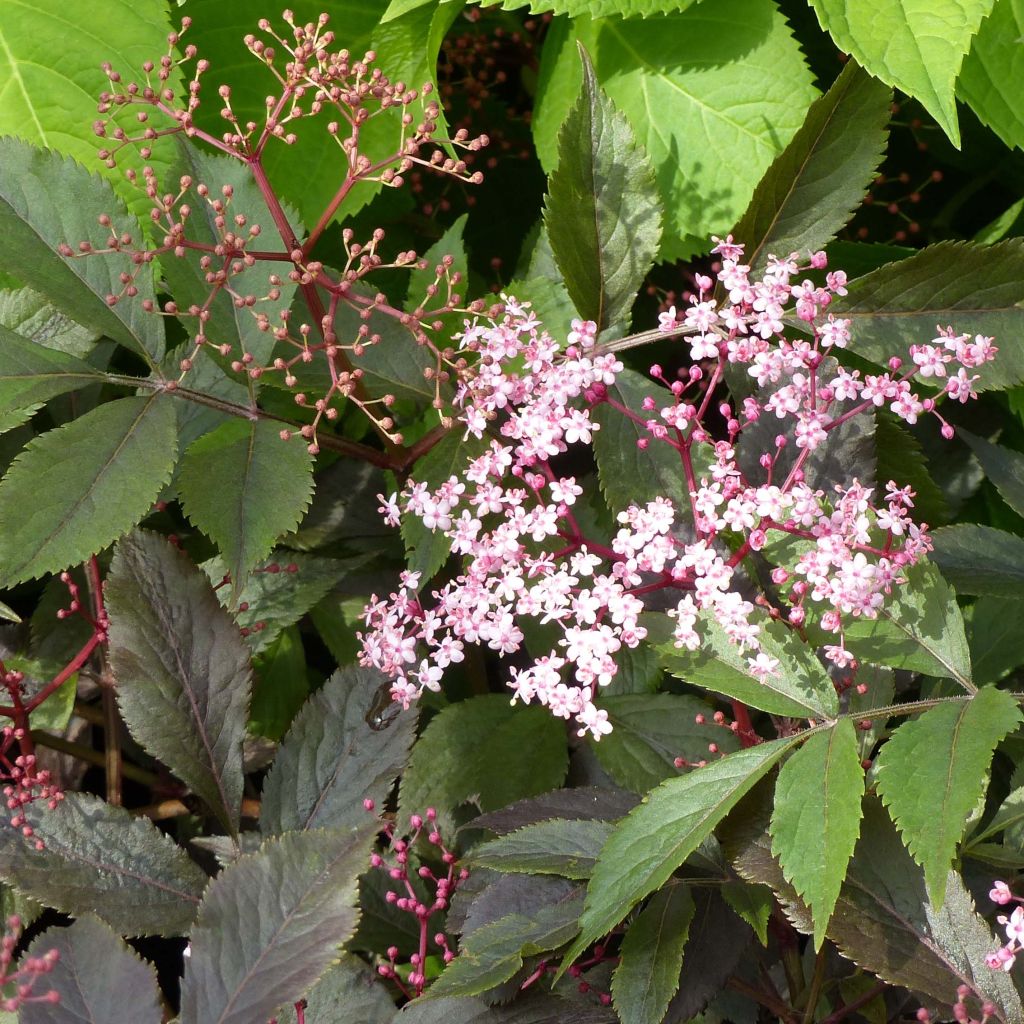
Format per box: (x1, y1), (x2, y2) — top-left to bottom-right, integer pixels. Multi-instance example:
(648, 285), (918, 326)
(71, 12), (502, 463)
(365, 802), (465, 999)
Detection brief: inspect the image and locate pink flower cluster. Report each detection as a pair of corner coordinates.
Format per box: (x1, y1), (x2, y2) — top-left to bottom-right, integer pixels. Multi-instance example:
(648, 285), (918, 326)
(359, 240), (996, 738)
(987, 881), (1024, 973)
(0, 916), (59, 1013)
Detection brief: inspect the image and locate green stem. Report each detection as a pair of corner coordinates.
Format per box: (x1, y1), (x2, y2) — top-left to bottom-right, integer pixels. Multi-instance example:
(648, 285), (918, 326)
(801, 945), (829, 1023)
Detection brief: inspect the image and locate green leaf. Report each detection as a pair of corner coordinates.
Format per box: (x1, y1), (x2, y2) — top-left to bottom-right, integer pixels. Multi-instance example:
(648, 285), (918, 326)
(0, 393), (177, 585)
(561, 737), (796, 972)
(261, 665), (417, 835)
(161, 143), (303, 371)
(400, 695), (568, 830)
(656, 612), (839, 719)
(838, 560), (973, 688)
(720, 881), (772, 946)
(401, 429), (488, 581)
(732, 61), (891, 277)
(611, 884), (694, 1024)
(592, 369), (687, 515)
(807, 0), (994, 146)
(0, 322), (103, 411)
(277, 956), (394, 1024)
(0, 792), (206, 936)
(205, 550), (358, 654)
(0, 286), (100, 357)
(724, 794), (1023, 1016)
(180, 824), (376, 1024)
(959, 429), (1024, 517)
(533, 2), (819, 260)
(590, 693), (739, 793)
(470, 820), (613, 879)
(106, 529), (252, 835)
(874, 415), (949, 526)
(20, 916), (161, 1024)
(831, 239), (1024, 391)
(770, 720), (864, 948)
(0, 0), (181, 217)
(875, 686), (1023, 905)
(0, 138), (164, 362)
(968, 596), (1024, 685)
(428, 888), (585, 998)
(178, 419), (314, 595)
(958, 0), (1024, 152)
(485, 0), (696, 14)
(249, 625), (308, 741)
(931, 523), (1024, 597)
(544, 46), (661, 332)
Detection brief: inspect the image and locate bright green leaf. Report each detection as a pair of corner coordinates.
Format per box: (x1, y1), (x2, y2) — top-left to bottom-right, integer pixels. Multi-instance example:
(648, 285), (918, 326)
(106, 529), (252, 835)
(0, 394), (177, 585)
(875, 686), (1023, 905)
(487, 0), (695, 14)
(544, 45), (661, 331)
(958, 0), (1024, 152)
(732, 60), (891, 277)
(0, 323), (103, 412)
(260, 665), (417, 835)
(807, 0), (994, 146)
(0, 138), (164, 363)
(561, 737), (796, 972)
(180, 825), (376, 1024)
(178, 418), (314, 595)
(611, 884), (695, 1024)
(770, 720), (864, 948)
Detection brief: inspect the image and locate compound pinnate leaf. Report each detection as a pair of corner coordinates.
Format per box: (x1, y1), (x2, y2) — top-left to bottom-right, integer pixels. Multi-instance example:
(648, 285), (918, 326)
(875, 686), (1023, 906)
(544, 46), (661, 332)
(770, 720), (864, 948)
(107, 529), (252, 835)
(0, 394), (177, 585)
(611, 884), (695, 1024)
(807, 0), (994, 146)
(0, 138), (164, 362)
(732, 60), (891, 276)
(958, 0), (1024, 152)
(0, 792), (206, 936)
(261, 665), (417, 836)
(177, 418), (314, 596)
(180, 824), (376, 1024)
(561, 738), (796, 972)
(21, 916), (162, 1024)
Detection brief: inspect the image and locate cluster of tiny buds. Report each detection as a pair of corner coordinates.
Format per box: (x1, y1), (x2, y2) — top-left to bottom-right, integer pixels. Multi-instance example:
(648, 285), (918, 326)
(1, 726), (63, 851)
(0, 916), (60, 1012)
(363, 800), (465, 998)
(916, 987), (997, 1024)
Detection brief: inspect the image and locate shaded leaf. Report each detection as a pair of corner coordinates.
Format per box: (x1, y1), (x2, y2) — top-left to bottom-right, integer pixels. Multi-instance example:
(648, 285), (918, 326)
(0, 792), (206, 936)
(770, 720), (864, 947)
(261, 665), (417, 835)
(959, 429), (1024, 517)
(180, 824), (376, 1024)
(732, 61), (891, 276)
(484, 0), (695, 14)
(401, 696), (568, 830)
(807, 0), (993, 145)
(831, 240), (1024, 391)
(931, 524), (1024, 597)
(20, 916), (161, 1024)
(875, 416), (950, 526)
(249, 625), (308, 741)
(720, 882), (772, 946)
(0, 323), (103, 408)
(0, 286), (99, 357)
(968, 597), (1024, 685)
(544, 46), (661, 332)
(470, 819), (613, 879)
(277, 955), (395, 1024)
(107, 530), (251, 835)
(591, 693), (739, 793)
(178, 419), (314, 595)
(468, 788), (638, 836)
(460, 875), (579, 941)
(0, 394), (177, 585)
(561, 738), (796, 971)
(0, 138), (164, 362)
(611, 885), (694, 1024)
(875, 686), (1022, 905)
